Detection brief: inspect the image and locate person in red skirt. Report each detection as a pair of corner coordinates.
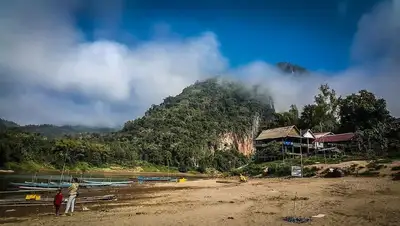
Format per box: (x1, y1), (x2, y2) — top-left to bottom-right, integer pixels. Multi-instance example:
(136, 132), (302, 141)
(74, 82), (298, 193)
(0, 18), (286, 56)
(54, 189), (63, 216)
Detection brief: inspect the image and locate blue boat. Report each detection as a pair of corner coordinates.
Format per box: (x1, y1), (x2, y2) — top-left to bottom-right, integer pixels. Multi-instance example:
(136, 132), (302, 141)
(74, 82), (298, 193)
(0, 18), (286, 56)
(10, 182), (68, 189)
(82, 180), (133, 185)
(10, 181), (112, 189)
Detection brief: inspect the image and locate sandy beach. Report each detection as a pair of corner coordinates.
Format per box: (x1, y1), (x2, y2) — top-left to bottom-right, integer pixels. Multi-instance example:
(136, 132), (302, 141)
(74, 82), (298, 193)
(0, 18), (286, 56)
(1, 177), (399, 226)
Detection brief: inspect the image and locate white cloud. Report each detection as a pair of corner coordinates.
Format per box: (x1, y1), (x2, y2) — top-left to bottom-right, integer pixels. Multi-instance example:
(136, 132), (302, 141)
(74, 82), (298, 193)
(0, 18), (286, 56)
(0, 1), (226, 126)
(0, 0), (399, 127)
(234, 0), (400, 115)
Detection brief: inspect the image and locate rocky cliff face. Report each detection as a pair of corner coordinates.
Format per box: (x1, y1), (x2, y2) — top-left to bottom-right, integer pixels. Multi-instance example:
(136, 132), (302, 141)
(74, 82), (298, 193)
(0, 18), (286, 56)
(276, 62), (308, 75)
(217, 132), (254, 156)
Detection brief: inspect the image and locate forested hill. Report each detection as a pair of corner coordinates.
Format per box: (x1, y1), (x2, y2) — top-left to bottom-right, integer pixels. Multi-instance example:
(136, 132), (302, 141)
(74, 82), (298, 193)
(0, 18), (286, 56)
(0, 118), (117, 138)
(121, 78), (275, 167)
(0, 78), (275, 171)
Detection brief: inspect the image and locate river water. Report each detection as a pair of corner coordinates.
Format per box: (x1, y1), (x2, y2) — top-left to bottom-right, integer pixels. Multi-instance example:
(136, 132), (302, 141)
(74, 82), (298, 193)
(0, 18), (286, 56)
(0, 171), (207, 192)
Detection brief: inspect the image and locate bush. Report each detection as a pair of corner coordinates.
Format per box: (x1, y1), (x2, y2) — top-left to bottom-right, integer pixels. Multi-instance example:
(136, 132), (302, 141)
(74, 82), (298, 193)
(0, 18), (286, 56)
(391, 166), (400, 171)
(303, 166), (318, 177)
(243, 163), (264, 176)
(5, 161), (44, 172)
(196, 165), (207, 174)
(70, 162), (91, 173)
(269, 164), (291, 177)
(178, 164), (188, 173)
(213, 149), (249, 172)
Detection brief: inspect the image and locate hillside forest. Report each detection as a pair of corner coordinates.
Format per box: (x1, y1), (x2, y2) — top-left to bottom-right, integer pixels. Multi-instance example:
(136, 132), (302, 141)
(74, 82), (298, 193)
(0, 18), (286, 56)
(1, 72), (399, 174)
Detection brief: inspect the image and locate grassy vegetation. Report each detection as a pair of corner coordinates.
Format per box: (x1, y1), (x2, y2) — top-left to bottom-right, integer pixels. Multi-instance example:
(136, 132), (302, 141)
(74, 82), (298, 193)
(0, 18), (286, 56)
(232, 160), (319, 178)
(234, 156), (399, 178)
(4, 161), (55, 173)
(3, 160), (186, 174)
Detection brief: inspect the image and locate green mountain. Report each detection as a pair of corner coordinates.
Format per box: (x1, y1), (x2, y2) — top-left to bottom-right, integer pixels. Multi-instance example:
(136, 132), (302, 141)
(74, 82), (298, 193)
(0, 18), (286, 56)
(0, 118), (19, 129)
(20, 124), (117, 138)
(0, 118), (116, 138)
(121, 78), (275, 168)
(0, 78), (275, 171)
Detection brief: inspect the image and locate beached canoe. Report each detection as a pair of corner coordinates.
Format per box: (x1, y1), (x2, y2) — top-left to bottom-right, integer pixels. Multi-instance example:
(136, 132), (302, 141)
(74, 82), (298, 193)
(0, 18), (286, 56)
(82, 180), (133, 185)
(18, 186), (58, 191)
(10, 182), (67, 189)
(10, 182), (112, 189)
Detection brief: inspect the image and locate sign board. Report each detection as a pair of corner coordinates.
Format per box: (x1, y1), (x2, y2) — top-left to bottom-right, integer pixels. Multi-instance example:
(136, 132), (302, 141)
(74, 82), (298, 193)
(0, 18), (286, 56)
(291, 166), (302, 177)
(283, 141), (293, 146)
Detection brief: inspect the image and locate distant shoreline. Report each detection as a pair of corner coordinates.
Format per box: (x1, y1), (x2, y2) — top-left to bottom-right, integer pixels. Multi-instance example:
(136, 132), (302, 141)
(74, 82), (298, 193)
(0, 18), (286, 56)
(0, 168), (209, 178)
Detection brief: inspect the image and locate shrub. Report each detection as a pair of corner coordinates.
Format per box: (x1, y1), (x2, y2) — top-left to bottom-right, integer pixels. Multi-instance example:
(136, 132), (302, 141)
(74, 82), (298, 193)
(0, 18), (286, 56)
(178, 164), (188, 173)
(196, 165), (207, 174)
(391, 166), (400, 171)
(269, 164), (291, 177)
(303, 166), (318, 177)
(5, 161), (43, 172)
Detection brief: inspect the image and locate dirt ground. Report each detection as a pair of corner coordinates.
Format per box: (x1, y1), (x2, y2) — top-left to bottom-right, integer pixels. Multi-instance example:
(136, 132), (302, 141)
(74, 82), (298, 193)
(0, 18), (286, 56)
(1, 177), (400, 226)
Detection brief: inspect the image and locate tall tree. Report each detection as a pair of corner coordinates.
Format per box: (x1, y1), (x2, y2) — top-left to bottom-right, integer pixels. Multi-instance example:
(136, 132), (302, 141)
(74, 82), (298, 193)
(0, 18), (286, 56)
(339, 90), (393, 156)
(299, 104), (317, 130)
(299, 84), (339, 132)
(339, 90), (391, 132)
(314, 84), (339, 132)
(270, 104), (299, 128)
(288, 104), (299, 124)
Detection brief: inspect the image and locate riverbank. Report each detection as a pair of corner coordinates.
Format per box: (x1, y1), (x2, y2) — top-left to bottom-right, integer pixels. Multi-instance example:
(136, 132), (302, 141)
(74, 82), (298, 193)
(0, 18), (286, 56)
(1, 177), (400, 226)
(0, 161), (210, 178)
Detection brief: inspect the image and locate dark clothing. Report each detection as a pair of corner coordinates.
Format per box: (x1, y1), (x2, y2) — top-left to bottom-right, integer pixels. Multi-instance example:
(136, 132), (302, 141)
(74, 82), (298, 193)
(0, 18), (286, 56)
(54, 193), (63, 205)
(55, 204), (61, 215)
(54, 193), (63, 215)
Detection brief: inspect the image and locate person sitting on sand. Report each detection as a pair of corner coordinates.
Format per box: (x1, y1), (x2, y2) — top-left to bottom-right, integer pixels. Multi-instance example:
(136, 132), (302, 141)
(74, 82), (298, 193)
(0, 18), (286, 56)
(64, 178), (79, 216)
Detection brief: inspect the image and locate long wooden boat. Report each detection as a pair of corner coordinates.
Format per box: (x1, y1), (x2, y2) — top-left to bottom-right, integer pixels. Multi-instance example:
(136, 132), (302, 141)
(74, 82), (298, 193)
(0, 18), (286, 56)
(10, 182), (67, 189)
(17, 186), (58, 191)
(10, 182), (112, 189)
(82, 180), (133, 185)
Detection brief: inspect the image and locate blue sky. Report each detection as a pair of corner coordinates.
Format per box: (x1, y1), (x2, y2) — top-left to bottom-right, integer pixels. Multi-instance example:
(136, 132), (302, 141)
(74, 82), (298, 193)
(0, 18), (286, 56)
(0, 0), (399, 126)
(75, 0), (381, 71)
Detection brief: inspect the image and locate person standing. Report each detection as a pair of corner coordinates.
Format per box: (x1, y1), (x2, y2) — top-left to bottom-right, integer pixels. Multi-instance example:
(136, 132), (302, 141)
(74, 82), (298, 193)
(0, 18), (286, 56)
(53, 189), (63, 216)
(64, 178), (79, 216)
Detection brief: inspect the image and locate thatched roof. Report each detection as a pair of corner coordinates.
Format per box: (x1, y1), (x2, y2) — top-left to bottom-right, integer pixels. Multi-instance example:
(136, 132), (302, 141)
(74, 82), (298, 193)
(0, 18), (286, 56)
(255, 125), (301, 141)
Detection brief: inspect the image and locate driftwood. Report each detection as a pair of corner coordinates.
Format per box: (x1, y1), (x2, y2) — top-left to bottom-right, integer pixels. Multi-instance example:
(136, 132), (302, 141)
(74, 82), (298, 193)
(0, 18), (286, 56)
(216, 180), (240, 184)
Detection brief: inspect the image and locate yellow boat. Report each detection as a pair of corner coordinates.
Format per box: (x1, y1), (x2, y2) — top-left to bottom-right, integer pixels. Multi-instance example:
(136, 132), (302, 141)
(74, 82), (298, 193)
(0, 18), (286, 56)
(178, 178), (187, 183)
(25, 194), (41, 201)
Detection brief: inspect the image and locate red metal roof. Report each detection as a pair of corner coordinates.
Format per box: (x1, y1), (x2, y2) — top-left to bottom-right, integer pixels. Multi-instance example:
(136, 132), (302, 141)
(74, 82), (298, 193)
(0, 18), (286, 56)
(314, 133), (355, 143)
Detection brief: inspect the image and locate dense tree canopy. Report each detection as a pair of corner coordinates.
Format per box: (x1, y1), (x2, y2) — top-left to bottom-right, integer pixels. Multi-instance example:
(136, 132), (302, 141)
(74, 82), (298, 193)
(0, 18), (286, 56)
(0, 78), (274, 171)
(267, 84), (399, 158)
(1, 64), (399, 172)
(338, 90), (391, 132)
(122, 78), (274, 168)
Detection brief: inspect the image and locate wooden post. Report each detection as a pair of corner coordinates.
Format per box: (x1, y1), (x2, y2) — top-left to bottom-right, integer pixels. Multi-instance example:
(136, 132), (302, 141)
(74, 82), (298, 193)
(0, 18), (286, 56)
(300, 137), (303, 178)
(282, 138), (285, 163)
(291, 145), (294, 159)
